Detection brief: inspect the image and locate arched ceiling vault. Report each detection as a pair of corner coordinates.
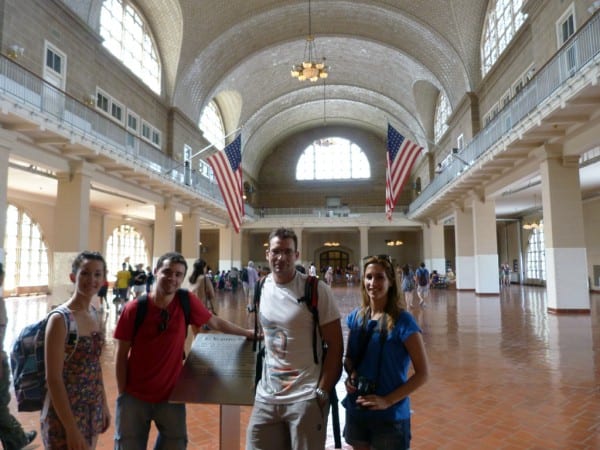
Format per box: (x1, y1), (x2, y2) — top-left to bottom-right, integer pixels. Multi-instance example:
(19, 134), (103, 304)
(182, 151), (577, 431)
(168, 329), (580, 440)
(66, 0), (488, 181)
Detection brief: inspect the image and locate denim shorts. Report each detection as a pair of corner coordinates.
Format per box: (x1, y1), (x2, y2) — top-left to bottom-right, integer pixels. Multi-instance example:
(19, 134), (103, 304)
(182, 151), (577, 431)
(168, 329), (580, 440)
(114, 392), (187, 450)
(344, 413), (411, 450)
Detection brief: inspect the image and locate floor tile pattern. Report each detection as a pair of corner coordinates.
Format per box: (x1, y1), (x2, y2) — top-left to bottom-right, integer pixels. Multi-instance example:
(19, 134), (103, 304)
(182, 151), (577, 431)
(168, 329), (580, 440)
(4, 284), (599, 449)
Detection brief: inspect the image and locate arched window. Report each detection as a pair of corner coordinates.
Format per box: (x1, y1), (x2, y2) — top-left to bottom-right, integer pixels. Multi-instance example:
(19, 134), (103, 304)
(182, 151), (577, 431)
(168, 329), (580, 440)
(100, 0), (161, 94)
(481, 0), (527, 76)
(106, 224), (149, 278)
(525, 223), (545, 280)
(296, 138), (370, 180)
(3, 204), (49, 294)
(199, 101), (226, 151)
(434, 92), (451, 143)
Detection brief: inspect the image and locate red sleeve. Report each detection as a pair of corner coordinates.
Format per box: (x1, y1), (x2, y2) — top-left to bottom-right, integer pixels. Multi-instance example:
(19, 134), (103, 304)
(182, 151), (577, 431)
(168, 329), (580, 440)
(113, 300), (138, 341)
(187, 291), (212, 327)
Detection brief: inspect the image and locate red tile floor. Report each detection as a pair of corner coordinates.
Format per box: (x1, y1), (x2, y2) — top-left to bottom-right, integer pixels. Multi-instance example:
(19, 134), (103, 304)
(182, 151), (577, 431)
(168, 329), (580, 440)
(4, 283), (600, 449)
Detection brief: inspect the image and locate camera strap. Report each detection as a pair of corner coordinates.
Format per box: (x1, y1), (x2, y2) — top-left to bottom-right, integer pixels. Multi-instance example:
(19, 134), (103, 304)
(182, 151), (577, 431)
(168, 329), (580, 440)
(353, 318), (387, 381)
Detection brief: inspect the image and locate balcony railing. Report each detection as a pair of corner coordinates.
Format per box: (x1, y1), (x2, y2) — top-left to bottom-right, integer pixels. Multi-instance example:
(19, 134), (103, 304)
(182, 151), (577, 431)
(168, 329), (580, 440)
(0, 56), (223, 205)
(409, 11), (600, 213)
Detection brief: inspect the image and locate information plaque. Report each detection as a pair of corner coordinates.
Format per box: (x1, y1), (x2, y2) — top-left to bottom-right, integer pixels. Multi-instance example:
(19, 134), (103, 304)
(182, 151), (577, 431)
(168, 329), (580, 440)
(170, 333), (258, 405)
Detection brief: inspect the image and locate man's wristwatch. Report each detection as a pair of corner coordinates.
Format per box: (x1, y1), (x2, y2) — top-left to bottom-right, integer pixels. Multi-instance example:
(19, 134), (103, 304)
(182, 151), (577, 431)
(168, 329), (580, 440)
(315, 387), (329, 402)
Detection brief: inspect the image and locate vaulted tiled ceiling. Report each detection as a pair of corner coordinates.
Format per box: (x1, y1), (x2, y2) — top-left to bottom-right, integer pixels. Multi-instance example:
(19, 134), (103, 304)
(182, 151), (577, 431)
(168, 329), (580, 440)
(64, 0), (488, 179)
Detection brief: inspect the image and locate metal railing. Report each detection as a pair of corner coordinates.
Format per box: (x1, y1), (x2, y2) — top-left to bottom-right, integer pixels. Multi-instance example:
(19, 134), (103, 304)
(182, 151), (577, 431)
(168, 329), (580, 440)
(0, 56), (224, 205)
(409, 12), (600, 213)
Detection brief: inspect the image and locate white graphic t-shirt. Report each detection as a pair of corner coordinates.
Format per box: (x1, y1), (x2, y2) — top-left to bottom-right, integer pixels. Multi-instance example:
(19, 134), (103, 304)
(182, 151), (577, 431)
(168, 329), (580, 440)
(255, 272), (340, 404)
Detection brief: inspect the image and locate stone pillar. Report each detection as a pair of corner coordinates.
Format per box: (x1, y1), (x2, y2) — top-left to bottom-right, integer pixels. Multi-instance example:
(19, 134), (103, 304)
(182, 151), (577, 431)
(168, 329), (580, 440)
(154, 200), (176, 258)
(180, 210), (202, 288)
(359, 226), (369, 265)
(427, 220), (445, 274)
(294, 227), (304, 266)
(218, 226), (242, 270)
(454, 206), (475, 290)
(52, 162), (93, 301)
(472, 192), (499, 294)
(0, 145), (8, 295)
(540, 145), (588, 311)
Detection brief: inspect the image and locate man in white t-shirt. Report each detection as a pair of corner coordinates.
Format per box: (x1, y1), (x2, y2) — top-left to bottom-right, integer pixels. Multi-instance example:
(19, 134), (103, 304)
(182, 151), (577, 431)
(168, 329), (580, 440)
(246, 228), (343, 450)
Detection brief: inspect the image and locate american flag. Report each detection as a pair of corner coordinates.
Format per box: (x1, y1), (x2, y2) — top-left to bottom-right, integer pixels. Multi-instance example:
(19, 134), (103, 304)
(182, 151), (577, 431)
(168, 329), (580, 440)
(207, 134), (244, 233)
(385, 124), (423, 220)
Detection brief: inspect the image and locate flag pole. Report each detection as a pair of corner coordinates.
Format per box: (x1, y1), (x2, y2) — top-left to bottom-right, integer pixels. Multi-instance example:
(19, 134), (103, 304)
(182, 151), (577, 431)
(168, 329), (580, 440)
(164, 126), (242, 176)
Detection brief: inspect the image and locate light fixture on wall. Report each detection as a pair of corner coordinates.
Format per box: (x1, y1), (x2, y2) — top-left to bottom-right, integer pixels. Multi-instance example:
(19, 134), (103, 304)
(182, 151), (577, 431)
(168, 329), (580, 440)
(385, 239), (403, 247)
(83, 94), (96, 107)
(324, 241), (340, 247)
(290, 0), (329, 82)
(7, 44), (24, 60)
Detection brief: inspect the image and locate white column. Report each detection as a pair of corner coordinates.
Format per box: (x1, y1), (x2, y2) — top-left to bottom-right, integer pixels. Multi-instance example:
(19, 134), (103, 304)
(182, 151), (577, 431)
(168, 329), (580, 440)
(218, 226), (242, 270)
(426, 220), (445, 274)
(294, 227), (304, 266)
(472, 193), (499, 295)
(154, 199), (176, 257)
(0, 144), (8, 266)
(540, 146), (588, 311)
(53, 162), (93, 301)
(359, 226), (369, 264)
(454, 207), (475, 290)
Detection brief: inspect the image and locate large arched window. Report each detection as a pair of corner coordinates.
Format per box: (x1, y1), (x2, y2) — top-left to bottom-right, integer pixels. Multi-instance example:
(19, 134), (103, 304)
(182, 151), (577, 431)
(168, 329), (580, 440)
(100, 0), (161, 94)
(481, 0), (527, 76)
(105, 224), (149, 279)
(3, 204), (49, 294)
(296, 138), (370, 180)
(199, 100), (226, 151)
(525, 224), (545, 280)
(434, 92), (451, 143)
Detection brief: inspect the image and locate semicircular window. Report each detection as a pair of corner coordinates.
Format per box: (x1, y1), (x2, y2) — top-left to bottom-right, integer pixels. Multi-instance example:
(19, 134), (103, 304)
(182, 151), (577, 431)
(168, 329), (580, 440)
(100, 0), (161, 94)
(296, 137), (370, 181)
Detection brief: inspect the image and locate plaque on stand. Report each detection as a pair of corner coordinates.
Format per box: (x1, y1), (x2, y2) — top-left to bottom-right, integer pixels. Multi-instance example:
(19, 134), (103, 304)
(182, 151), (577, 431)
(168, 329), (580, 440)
(170, 333), (259, 450)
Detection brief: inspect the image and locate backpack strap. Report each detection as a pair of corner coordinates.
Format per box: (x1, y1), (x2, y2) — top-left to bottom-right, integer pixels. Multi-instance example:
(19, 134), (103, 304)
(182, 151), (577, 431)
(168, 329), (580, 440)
(300, 275), (320, 364)
(133, 289), (191, 342)
(52, 305), (79, 361)
(252, 277), (267, 352)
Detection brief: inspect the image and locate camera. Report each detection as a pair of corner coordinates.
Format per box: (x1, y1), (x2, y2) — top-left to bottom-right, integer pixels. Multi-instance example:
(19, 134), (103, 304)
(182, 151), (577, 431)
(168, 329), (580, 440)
(353, 376), (376, 396)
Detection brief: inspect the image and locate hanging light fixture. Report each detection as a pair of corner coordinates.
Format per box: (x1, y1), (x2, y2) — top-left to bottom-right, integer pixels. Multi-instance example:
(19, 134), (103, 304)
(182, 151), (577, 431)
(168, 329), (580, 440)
(522, 194), (543, 230)
(291, 0), (329, 82)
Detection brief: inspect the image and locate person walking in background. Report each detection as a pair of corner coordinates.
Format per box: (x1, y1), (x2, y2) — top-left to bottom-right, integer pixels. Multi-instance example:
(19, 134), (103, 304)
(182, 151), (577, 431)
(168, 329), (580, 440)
(325, 266), (334, 285)
(115, 262), (131, 311)
(144, 266), (154, 294)
(0, 262), (37, 449)
(246, 228), (343, 450)
(130, 264), (147, 299)
(401, 264), (415, 308)
(501, 262), (511, 286)
(244, 261), (259, 312)
(308, 262), (317, 277)
(113, 252), (254, 449)
(342, 255), (429, 450)
(42, 251), (111, 449)
(188, 258), (217, 315)
(414, 262), (430, 306)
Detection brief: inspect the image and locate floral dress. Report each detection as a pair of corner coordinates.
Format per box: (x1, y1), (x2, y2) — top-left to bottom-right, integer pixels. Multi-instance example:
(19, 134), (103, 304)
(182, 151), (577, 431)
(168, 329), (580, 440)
(41, 330), (105, 449)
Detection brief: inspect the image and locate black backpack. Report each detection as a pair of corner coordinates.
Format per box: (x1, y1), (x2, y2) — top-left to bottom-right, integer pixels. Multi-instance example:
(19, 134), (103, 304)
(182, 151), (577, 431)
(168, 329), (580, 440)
(251, 275), (342, 448)
(417, 268), (428, 286)
(132, 289), (191, 341)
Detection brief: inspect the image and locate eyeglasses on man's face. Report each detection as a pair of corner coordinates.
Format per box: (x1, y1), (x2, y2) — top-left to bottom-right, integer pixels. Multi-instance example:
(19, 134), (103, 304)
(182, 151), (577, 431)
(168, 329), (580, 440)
(267, 248), (296, 258)
(158, 308), (170, 333)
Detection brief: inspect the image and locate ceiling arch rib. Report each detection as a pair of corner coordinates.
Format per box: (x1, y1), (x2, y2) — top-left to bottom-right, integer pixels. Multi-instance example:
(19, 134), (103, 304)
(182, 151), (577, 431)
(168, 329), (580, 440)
(173, 1), (471, 121)
(242, 89), (426, 179)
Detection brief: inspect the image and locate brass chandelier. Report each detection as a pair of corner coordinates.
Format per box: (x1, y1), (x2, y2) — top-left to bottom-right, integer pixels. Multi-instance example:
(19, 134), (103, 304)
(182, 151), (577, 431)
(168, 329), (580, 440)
(291, 0), (329, 82)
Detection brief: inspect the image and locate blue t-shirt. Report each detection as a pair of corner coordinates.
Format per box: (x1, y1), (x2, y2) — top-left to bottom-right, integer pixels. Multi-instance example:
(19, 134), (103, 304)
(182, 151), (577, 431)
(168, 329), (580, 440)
(343, 308), (421, 421)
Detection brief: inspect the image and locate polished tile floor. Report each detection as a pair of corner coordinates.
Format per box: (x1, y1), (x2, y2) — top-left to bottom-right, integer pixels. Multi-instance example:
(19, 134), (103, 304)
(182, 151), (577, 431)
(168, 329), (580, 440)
(4, 283), (600, 449)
